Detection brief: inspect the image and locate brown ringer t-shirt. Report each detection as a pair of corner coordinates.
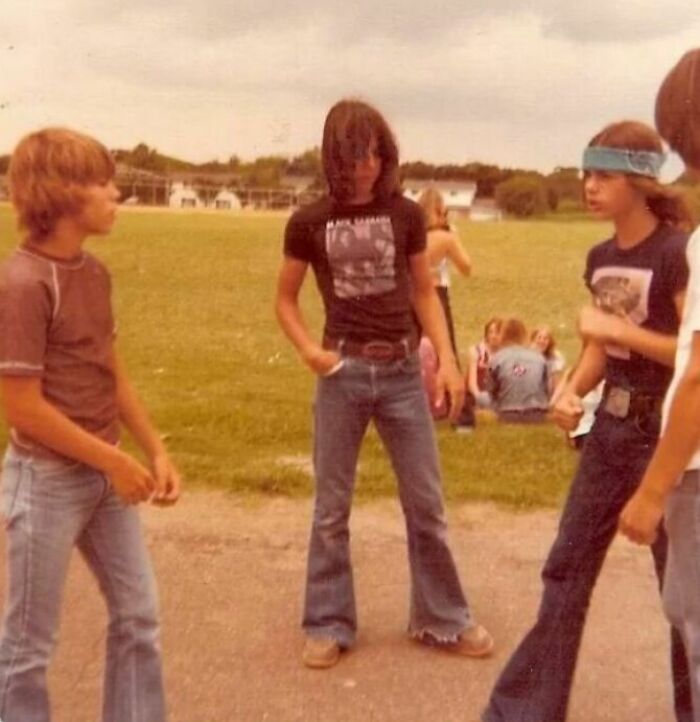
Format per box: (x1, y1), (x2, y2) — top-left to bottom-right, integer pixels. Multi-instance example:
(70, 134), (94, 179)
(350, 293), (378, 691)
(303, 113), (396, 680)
(0, 244), (120, 459)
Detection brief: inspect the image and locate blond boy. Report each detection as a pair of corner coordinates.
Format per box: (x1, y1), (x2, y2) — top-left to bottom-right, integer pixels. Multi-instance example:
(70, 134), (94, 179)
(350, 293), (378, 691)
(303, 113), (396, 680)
(0, 128), (180, 722)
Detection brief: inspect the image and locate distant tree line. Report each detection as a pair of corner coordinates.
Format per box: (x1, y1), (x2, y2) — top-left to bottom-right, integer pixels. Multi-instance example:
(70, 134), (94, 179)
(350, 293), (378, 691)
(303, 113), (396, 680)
(112, 144), (324, 190)
(5, 142), (699, 219)
(109, 143), (590, 215)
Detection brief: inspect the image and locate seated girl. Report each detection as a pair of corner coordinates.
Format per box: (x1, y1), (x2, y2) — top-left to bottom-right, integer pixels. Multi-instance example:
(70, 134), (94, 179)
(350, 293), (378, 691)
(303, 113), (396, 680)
(531, 325), (566, 395)
(467, 317), (502, 408)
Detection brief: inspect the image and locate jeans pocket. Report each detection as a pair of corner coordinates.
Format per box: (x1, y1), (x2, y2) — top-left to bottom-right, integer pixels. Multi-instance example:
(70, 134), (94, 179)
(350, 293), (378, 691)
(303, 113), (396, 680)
(1, 458), (24, 523)
(322, 359), (346, 377)
(397, 352), (420, 375)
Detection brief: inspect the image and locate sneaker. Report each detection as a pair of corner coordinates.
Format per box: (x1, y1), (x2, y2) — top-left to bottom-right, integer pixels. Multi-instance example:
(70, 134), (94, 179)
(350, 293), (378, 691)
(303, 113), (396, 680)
(442, 624), (494, 658)
(302, 636), (341, 669)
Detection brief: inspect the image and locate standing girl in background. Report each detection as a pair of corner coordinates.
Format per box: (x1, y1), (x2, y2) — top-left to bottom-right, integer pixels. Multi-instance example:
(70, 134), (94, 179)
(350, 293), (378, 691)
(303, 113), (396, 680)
(417, 187), (472, 352)
(417, 187), (475, 430)
(481, 119), (693, 722)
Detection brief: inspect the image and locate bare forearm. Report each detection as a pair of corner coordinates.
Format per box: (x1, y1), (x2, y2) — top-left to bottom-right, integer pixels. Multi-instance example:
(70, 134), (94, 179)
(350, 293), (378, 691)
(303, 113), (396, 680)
(115, 377), (165, 459)
(413, 288), (454, 362)
(6, 397), (122, 472)
(638, 374), (700, 500)
(568, 342), (606, 397)
(275, 296), (321, 360)
(617, 325), (677, 367)
(467, 353), (479, 395)
(450, 241), (472, 276)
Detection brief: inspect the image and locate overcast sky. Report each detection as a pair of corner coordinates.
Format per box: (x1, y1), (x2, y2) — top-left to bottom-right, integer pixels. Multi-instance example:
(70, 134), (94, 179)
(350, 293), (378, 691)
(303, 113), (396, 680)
(2, 2), (698, 177)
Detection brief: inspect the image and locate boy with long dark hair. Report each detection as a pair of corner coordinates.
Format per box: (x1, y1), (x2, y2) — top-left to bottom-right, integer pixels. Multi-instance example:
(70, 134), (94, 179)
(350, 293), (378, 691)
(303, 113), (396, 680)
(276, 99), (493, 669)
(481, 119), (693, 721)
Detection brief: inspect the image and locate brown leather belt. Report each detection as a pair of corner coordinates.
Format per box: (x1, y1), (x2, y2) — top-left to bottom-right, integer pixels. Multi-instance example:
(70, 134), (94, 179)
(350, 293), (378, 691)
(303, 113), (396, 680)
(324, 336), (418, 363)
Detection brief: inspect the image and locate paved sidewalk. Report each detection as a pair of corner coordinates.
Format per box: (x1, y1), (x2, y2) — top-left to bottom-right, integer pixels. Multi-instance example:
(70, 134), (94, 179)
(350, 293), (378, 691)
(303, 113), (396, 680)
(19, 491), (675, 722)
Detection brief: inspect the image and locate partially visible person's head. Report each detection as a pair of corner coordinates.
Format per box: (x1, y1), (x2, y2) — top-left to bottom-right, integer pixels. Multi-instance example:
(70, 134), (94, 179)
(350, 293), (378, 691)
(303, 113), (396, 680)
(417, 187), (448, 230)
(9, 127), (116, 242)
(484, 317), (503, 349)
(321, 99), (400, 204)
(582, 119), (693, 230)
(656, 48), (700, 172)
(531, 326), (556, 357)
(498, 318), (527, 347)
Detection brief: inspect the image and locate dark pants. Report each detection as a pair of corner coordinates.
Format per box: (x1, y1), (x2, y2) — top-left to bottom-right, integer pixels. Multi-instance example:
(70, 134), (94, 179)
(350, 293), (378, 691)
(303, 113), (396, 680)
(483, 410), (692, 722)
(435, 285), (475, 428)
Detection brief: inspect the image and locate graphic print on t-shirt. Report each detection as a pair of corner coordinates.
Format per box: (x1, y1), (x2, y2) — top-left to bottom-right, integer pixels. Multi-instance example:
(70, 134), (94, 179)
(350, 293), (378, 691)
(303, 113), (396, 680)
(590, 265), (653, 359)
(325, 216), (396, 298)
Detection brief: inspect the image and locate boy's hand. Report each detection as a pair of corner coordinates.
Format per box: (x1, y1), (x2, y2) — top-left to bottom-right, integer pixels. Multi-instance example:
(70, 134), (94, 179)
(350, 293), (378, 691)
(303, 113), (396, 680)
(578, 306), (627, 344)
(619, 487), (664, 545)
(150, 452), (182, 507)
(551, 390), (584, 432)
(437, 357), (465, 423)
(304, 348), (343, 376)
(107, 452), (156, 505)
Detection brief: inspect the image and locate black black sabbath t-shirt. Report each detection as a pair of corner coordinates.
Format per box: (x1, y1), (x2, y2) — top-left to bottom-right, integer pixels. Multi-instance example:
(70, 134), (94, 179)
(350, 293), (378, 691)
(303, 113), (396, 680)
(583, 222), (689, 397)
(284, 194), (426, 344)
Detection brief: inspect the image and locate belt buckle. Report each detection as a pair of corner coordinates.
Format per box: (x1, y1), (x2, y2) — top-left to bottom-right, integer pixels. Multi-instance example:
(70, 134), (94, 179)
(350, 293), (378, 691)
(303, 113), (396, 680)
(361, 340), (398, 362)
(604, 387), (630, 418)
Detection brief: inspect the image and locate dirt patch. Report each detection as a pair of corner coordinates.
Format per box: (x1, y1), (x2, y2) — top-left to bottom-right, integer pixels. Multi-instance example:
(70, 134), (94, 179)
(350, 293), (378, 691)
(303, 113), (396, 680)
(23, 491), (676, 722)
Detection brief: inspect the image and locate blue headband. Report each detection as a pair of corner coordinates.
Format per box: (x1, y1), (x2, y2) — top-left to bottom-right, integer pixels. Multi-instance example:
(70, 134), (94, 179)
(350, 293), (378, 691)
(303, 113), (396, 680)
(581, 146), (666, 178)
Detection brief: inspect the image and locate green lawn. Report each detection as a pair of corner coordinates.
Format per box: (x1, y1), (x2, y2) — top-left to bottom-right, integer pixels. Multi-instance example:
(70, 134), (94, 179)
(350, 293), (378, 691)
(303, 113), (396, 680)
(0, 205), (608, 508)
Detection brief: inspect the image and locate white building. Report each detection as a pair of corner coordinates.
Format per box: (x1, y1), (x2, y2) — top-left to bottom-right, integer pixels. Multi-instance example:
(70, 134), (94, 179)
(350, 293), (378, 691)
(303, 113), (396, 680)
(469, 198), (503, 222)
(213, 189), (242, 211)
(168, 182), (203, 209)
(403, 179), (478, 214)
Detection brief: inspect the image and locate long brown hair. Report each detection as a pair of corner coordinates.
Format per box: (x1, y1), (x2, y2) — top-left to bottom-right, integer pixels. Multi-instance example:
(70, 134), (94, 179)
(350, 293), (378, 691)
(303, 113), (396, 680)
(417, 187), (449, 230)
(321, 99), (400, 204)
(655, 48), (700, 170)
(588, 120), (695, 231)
(530, 326), (557, 359)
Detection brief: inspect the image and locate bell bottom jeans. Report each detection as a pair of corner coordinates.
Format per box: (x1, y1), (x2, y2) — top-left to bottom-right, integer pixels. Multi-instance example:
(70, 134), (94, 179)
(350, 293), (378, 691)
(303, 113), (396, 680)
(482, 411), (691, 722)
(302, 352), (472, 647)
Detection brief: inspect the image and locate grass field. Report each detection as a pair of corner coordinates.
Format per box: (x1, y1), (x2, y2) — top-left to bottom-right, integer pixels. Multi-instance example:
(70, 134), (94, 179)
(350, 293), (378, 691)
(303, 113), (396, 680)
(0, 205), (609, 508)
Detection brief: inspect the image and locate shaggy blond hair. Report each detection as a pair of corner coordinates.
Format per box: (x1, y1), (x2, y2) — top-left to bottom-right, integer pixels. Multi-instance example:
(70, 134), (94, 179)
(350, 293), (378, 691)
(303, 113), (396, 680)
(9, 127), (115, 241)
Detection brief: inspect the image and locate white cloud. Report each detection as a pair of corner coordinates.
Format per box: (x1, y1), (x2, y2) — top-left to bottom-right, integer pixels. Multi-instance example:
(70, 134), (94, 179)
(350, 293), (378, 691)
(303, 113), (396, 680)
(2, 2), (700, 172)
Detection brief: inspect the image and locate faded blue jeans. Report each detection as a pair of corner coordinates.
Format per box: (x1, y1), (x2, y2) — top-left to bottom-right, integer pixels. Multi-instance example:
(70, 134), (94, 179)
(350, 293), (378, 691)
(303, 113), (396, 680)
(0, 446), (165, 722)
(483, 410), (691, 722)
(664, 470), (700, 722)
(302, 351), (471, 647)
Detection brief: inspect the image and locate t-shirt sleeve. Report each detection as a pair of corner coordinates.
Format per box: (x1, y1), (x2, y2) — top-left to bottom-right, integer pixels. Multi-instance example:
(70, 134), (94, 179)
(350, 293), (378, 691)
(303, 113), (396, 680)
(405, 201), (427, 256)
(549, 352), (566, 374)
(583, 246), (597, 290)
(283, 211), (314, 263)
(0, 276), (52, 376)
(680, 231), (700, 332)
(661, 231), (690, 299)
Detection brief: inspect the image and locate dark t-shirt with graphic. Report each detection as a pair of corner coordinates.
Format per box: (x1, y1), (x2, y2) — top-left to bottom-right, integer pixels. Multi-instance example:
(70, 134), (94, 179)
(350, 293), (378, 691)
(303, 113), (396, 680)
(583, 222), (689, 397)
(284, 194), (426, 344)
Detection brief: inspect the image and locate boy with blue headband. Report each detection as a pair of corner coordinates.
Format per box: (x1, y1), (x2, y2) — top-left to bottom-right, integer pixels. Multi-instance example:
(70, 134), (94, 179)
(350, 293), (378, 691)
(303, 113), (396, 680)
(481, 118), (693, 722)
(620, 48), (700, 721)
